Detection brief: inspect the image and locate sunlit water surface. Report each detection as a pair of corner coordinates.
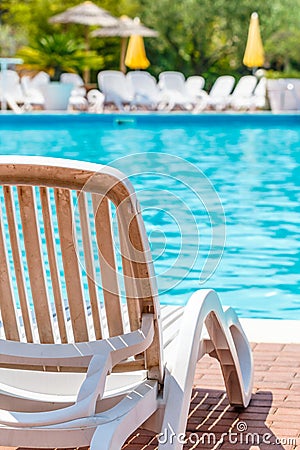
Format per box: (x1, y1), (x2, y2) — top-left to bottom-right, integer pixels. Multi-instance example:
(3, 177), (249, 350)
(0, 113), (299, 320)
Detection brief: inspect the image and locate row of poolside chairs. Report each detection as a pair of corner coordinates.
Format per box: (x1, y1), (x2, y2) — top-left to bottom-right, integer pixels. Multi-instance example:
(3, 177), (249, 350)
(97, 70), (268, 112)
(0, 68), (267, 113)
(0, 70), (89, 112)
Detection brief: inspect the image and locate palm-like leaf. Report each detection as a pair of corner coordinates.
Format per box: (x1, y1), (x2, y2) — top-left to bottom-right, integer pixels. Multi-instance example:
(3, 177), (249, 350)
(18, 34), (103, 80)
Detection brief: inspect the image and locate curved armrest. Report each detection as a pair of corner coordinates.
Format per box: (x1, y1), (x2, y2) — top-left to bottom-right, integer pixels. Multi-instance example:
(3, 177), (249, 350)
(0, 314), (154, 368)
(0, 314), (154, 427)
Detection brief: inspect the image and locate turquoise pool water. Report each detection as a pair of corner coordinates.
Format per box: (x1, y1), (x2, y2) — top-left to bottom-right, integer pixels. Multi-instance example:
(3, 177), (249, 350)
(0, 113), (299, 320)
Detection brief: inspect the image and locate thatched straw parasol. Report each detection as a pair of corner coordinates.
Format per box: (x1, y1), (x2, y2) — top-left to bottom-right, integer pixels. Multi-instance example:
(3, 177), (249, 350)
(91, 16), (158, 73)
(49, 1), (119, 82)
(49, 1), (118, 27)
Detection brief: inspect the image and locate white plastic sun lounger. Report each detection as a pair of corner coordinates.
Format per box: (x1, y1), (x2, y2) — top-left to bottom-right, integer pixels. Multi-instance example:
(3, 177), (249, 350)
(205, 75), (235, 110)
(127, 71), (167, 110)
(231, 76), (266, 111)
(0, 69), (27, 113)
(0, 156), (253, 450)
(98, 70), (134, 110)
(60, 72), (88, 111)
(20, 71), (50, 109)
(185, 75), (205, 98)
(158, 71), (205, 111)
(229, 75), (258, 110)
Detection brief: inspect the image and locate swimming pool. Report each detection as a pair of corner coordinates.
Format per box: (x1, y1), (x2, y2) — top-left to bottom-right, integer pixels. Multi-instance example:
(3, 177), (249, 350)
(0, 112), (299, 320)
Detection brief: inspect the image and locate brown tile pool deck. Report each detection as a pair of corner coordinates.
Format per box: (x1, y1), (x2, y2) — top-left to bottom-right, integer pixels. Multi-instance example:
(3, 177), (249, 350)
(122, 342), (300, 450)
(1, 342), (300, 450)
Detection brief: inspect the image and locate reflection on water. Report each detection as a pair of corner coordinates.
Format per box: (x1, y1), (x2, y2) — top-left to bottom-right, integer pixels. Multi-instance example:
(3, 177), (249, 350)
(0, 115), (300, 319)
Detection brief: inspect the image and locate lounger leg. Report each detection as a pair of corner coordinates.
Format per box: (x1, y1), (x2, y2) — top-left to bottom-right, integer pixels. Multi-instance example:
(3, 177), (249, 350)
(206, 305), (253, 407)
(90, 380), (158, 450)
(158, 291), (211, 450)
(158, 289), (253, 450)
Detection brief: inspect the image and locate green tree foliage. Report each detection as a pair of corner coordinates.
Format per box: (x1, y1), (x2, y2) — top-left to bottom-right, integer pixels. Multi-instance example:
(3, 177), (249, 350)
(0, 23), (27, 56)
(262, 0), (300, 74)
(139, 0), (300, 82)
(1, 0), (300, 81)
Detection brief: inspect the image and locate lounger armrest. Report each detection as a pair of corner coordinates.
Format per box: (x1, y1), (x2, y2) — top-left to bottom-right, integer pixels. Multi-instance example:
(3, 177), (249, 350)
(0, 314), (154, 368)
(0, 314), (155, 427)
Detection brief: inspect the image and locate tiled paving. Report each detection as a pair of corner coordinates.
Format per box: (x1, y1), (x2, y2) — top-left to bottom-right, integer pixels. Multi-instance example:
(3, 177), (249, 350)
(1, 342), (300, 450)
(122, 342), (300, 449)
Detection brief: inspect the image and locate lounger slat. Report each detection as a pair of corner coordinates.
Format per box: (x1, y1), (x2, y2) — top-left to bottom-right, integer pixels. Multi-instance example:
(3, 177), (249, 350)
(92, 195), (124, 337)
(160, 306), (184, 349)
(17, 186), (54, 344)
(113, 197), (162, 377)
(54, 188), (88, 342)
(77, 192), (102, 340)
(0, 206), (19, 341)
(116, 200), (154, 311)
(3, 186), (33, 343)
(40, 187), (68, 344)
(117, 214), (141, 332)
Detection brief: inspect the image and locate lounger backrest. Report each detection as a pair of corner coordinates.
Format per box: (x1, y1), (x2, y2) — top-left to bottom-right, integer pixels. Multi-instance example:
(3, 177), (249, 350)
(0, 70), (24, 102)
(254, 77), (266, 96)
(0, 70), (20, 88)
(60, 73), (84, 87)
(158, 71), (186, 92)
(185, 76), (205, 94)
(0, 156), (162, 377)
(98, 70), (134, 103)
(31, 71), (50, 88)
(209, 75), (235, 98)
(127, 71), (159, 97)
(20, 72), (50, 96)
(231, 75), (257, 98)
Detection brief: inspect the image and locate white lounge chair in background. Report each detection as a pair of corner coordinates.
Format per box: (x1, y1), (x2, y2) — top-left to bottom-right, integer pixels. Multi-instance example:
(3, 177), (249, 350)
(127, 70), (166, 110)
(60, 72), (88, 110)
(229, 75), (258, 110)
(0, 69), (26, 113)
(205, 75), (235, 110)
(87, 89), (105, 113)
(98, 70), (134, 110)
(0, 156), (253, 450)
(250, 76), (267, 110)
(158, 71), (203, 111)
(30, 70), (50, 86)
(185, 75), (205, 95)
(186, 75), (209, 111)
(232, 76), (267, 111)
(158, 70), (186, 90)
(60, 72), (86, 97)
(20, 71), (50, 109)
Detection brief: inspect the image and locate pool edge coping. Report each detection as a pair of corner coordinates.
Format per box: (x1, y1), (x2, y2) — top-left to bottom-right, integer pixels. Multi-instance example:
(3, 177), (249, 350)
(240, 318), (300, 343)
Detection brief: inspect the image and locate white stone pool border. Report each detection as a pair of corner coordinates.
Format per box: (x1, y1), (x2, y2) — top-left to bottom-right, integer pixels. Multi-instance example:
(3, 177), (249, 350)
(240, 318), (300, 343)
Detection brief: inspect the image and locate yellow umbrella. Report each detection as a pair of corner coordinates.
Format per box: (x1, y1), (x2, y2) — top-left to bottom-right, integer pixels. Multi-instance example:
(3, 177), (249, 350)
(243, 12), (264, 69)
(125, 35), (150, 70)
(91, 16), (157, 73)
